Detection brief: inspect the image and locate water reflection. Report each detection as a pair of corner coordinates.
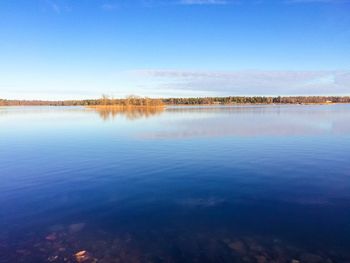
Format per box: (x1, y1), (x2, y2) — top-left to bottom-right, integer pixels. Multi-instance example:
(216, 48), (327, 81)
(1, 105), (350, 263)
(140, 105), (350, 139)
(90, 106), (164, 121)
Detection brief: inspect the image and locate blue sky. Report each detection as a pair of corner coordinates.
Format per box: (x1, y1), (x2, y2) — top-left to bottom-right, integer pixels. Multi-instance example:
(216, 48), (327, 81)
(0, 0), (349, 99)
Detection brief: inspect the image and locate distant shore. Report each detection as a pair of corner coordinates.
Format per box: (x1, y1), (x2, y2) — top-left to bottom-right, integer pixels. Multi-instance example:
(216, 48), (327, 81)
(1, 96), (350, 107)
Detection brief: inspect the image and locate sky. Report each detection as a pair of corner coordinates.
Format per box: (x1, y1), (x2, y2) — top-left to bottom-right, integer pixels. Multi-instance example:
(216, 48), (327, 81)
(0, 0), (349, 100)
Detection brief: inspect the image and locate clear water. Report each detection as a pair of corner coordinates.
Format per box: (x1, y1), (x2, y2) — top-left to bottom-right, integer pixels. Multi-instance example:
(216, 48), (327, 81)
(0, 105), (350, 263)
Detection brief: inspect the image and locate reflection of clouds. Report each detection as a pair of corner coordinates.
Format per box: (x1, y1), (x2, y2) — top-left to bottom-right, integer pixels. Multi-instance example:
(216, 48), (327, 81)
(333, 119), (350, 134)
(0, 106), (87, 122)
(0, 106), (84, 115)
(90, 106), (164, 121)
(0, 106), (165, 121)
(141, 105), (350, 139)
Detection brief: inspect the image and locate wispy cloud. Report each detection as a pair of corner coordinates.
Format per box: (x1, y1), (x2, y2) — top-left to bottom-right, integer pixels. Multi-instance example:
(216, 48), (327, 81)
(286, 0), (350, 4)
(101, 3), (119, 11)
(131, 69), (350, 96)
(99, 0), (349, 9)
(44, 0), (72, 14)
(100, 0), (234, 9)
(178, 0), (230, 5)
(46, 0), (61, 14)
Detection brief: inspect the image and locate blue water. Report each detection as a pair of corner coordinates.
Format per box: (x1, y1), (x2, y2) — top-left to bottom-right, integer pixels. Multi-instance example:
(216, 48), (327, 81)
(1, 105), (350, 263)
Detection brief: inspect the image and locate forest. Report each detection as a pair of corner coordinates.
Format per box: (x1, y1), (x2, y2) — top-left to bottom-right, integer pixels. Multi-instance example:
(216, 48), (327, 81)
(1, 95), (350, 106)
(0, 95), (164, 107)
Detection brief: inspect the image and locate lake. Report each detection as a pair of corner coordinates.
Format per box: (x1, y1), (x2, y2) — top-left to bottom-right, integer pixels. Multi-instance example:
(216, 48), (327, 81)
(0, 105), (350, 263)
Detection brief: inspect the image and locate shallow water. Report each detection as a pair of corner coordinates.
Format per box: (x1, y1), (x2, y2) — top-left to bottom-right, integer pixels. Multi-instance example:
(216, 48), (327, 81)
(1, 105), (350, 263)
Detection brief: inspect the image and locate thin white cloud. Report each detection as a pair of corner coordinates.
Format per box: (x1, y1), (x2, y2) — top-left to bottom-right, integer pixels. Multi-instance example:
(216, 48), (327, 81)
(46, 0), (61, 13)
(44, 0), (72, 14)
(101, 3), (119, 10)
(131, 70), (350, 96)
(178, 0), (229, 4)
(99, 0), (350, 9)
(286, 0), (350, 3)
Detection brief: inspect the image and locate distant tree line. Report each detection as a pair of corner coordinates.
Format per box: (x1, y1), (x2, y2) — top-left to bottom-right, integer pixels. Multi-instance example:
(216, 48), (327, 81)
(1, 96), (350, 106)
(0, 95), (164, 107)
(163, 96), (350, 105)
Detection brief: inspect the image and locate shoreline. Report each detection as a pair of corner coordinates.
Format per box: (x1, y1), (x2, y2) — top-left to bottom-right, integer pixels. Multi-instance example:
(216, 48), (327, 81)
(1, 102), (349, 108)
(2, 96), (350, 107)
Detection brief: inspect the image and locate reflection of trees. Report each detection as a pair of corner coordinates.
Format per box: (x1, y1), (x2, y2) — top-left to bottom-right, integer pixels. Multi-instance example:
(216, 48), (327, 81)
(91, 106), (165, 121)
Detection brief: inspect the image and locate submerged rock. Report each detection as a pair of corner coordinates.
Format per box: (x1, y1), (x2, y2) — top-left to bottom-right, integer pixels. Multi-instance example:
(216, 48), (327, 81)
(8, 226), (350, 263)
(69, 223), (86, 233)
(228, 240), (247, 254)
(75, 250), (89, 262)
(300, 253), (323, 263)
(45, 233), (57, 241)
(74, 250), (99, 263)
(255, 255), (267, 263)
(47, 255), (58, 262)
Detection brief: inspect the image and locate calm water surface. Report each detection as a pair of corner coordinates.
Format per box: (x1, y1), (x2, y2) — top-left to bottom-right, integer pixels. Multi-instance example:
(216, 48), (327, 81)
(1, 105), (350, 263)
